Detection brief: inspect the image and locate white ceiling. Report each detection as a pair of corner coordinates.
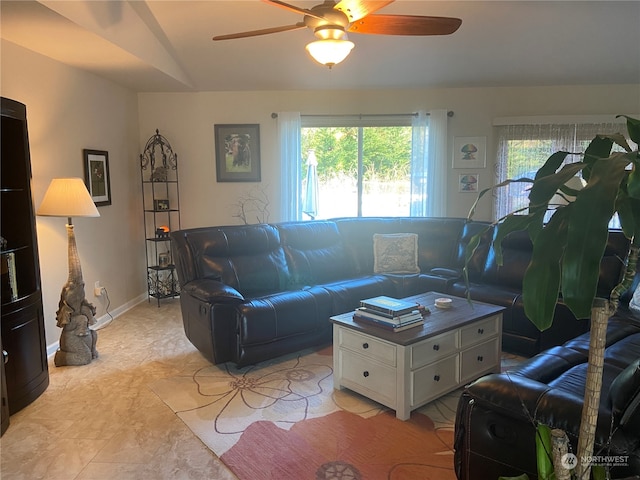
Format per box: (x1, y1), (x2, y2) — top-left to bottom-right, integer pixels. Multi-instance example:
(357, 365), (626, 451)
(2, 0), (639, 93)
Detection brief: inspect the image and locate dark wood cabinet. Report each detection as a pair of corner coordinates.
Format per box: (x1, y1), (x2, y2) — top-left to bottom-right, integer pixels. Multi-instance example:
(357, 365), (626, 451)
(1, 97), (49, 430)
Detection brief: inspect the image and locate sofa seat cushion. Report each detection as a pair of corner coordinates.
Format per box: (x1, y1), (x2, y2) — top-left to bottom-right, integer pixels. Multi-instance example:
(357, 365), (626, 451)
(237, 286), (334, 346)
(318, 275), (398, 315)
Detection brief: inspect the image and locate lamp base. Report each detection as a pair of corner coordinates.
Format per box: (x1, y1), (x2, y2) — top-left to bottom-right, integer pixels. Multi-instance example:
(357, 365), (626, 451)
(53, 223), (99, 367)
(54, 317), (98, 367)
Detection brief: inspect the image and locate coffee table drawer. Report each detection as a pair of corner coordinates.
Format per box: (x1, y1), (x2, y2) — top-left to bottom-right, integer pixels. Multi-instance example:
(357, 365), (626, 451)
(338, 349), (396, 406)
(460, 338), (500, 383)
(410, 329), (458, 369)
(411, 354), (459, 406)
(460, 315), (500, 348)
(338, 328), (396, 366)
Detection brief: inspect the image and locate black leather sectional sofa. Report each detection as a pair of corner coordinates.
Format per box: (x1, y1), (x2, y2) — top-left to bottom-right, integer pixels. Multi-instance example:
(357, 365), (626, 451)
(170, 217), (631, 367)
(454, 307), (640, 479)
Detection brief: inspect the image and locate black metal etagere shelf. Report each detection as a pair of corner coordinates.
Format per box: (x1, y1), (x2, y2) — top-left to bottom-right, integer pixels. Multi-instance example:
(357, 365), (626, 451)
(140, 129), (181, 305)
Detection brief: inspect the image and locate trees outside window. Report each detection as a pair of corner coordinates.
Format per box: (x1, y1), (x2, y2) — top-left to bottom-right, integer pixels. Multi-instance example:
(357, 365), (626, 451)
(301, 124), (412, 219)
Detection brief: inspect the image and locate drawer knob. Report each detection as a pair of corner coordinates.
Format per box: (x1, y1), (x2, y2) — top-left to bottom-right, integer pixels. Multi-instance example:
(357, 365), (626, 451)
(363, 371), (369, 378)
(362, 342), (369, 349)
(433, 344), (440, 351)
(434, 374), (440, 382)
(477, 355), (484, 362)
(478, 328), (484, 334)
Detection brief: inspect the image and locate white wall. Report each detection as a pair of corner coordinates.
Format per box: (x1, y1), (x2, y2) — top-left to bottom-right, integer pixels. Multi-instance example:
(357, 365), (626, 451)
(138, 84), (637, 227)
(1, 40), (146, 352)
(3, 34), (637, 352)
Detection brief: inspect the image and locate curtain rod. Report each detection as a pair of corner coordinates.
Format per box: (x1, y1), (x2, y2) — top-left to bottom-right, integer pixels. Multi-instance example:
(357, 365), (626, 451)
(271, 111), (454, 119)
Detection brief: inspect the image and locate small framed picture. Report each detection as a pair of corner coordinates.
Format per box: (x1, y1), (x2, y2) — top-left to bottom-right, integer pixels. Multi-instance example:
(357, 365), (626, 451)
(214, 124), (261, 182)
(83, 149), (111, 206)
(158, 252), (171, 268)
(154, 199), (170, 211)
(452, 137), (486, 169)
(459, 173), (479, 193)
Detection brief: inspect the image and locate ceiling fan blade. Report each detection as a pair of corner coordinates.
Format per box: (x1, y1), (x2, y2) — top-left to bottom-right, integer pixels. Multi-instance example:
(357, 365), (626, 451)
(334, 0), (394, 22)
(348, 14), (462, 36)
(213, 23), (306, 41)
(262, 0), (325, 21)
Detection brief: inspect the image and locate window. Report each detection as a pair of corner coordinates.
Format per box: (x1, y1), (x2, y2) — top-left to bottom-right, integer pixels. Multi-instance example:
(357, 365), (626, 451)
(278, 110), (449, 221)
(495, 121), (627, 226)
(301, 116), (413, 219)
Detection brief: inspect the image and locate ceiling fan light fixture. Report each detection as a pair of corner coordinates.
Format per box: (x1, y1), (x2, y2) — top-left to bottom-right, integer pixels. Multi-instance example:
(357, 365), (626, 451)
(305, 38), (354, 68)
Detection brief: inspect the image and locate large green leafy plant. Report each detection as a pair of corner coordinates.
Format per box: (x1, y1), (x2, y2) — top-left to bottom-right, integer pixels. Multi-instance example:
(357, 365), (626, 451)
(467, 116), (640, 479)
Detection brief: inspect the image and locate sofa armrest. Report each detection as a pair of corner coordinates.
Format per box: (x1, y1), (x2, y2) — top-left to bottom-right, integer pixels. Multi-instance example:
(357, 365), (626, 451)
(464, 373), (605, 441)
(183, 278), (245, 304)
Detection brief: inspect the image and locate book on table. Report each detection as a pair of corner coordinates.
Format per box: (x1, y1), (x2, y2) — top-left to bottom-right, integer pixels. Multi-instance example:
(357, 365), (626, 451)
(353, 314), (425, 332)
(359, 295), (419, 317)
(354, 307), (422, 325)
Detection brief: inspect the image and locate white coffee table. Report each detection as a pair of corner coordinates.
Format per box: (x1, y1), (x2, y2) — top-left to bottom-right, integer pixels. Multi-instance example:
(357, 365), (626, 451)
(330, 292), (504, 420)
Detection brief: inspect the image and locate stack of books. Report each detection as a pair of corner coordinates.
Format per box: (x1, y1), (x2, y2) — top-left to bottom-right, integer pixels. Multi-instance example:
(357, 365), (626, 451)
(353, 295), (427, 332)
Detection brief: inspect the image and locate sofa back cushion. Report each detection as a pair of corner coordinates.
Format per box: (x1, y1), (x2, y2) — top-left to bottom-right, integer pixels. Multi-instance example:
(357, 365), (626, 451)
(609, 358), (640, 433)
(183, 224), (290, 296)
(481, 228), (630, 294)
(481, 229), (532, 288)
(452, 221), (493, 280)
(277, 221), (354, 285)
(334, 217), (466, 274)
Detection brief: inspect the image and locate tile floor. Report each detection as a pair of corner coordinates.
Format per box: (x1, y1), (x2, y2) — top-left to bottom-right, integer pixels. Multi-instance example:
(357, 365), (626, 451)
(0, 298), (238, 480)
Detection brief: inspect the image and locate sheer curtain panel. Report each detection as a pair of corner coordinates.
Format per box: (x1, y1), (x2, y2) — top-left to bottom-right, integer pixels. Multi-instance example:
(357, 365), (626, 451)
(411, 109), (448, 217)
(277, 112), (301, 221)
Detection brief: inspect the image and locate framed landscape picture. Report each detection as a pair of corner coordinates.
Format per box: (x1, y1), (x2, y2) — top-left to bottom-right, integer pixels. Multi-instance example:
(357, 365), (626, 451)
(214, 124), (261, 182)
(83, 149), (111, 206)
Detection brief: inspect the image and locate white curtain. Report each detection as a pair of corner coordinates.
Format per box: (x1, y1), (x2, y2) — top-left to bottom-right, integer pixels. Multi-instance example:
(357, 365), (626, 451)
(494, 121), (625, 221)
(277, 112), (301, 221)
(411, 109), (448, 217)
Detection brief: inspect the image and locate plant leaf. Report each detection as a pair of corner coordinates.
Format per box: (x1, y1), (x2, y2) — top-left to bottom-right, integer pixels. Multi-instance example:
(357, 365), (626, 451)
(468, 178), (533, 220)
(528, 162), (585, 207)
(535, 151), (571, 179)
(562, 156), (629, 318)
(535, 424), (554, 480)
(582, 135), (614, 181)
(493, 215), (536, 266)
(618, 114), (640, 146)
(592, 465), (606, 480)
(523, 206), (570, 330)
(627, 156), (640, 199)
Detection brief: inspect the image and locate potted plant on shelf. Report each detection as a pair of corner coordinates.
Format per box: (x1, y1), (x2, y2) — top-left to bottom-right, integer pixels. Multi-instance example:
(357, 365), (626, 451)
(465, 115), (640, 479)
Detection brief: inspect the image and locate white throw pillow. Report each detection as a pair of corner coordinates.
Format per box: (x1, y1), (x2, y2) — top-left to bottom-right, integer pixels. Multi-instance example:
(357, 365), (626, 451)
(373, 233), (420, 274)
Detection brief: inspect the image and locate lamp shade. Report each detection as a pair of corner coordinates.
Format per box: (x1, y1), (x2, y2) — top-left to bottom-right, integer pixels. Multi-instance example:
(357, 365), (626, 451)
(37, 178), (100, 218)
(305, 39), (354, 67)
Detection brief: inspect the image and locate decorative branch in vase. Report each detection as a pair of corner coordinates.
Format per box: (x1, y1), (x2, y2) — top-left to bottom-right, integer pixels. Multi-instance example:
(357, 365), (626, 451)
(232, 185), (270, 225)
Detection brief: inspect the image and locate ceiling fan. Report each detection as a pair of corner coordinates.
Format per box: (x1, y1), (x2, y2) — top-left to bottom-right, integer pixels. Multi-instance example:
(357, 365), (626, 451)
(212, 0), (462, 68)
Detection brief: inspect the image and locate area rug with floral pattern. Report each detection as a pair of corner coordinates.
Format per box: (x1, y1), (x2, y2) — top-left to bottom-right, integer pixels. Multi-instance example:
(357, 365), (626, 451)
(150, 345), (523, 480)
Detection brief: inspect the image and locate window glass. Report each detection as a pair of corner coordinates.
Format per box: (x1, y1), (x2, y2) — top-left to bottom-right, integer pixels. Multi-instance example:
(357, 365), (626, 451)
(301, 122), (412, 219)
(495, 122), (627, 227)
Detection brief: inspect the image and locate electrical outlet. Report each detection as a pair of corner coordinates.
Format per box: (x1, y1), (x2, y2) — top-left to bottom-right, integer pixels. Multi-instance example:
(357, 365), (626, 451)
(94, 281), (103, 297)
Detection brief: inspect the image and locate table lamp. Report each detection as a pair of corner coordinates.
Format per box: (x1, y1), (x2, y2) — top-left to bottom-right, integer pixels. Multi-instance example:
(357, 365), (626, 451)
(37, 178), (100, 366)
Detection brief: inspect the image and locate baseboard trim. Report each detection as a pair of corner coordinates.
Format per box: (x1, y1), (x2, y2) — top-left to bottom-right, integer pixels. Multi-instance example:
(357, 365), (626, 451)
(46, 293), (149, 358)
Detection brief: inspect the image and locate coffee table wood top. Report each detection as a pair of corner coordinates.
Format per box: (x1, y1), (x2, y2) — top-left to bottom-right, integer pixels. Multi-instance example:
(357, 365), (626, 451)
(330, 291), (505, 346)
